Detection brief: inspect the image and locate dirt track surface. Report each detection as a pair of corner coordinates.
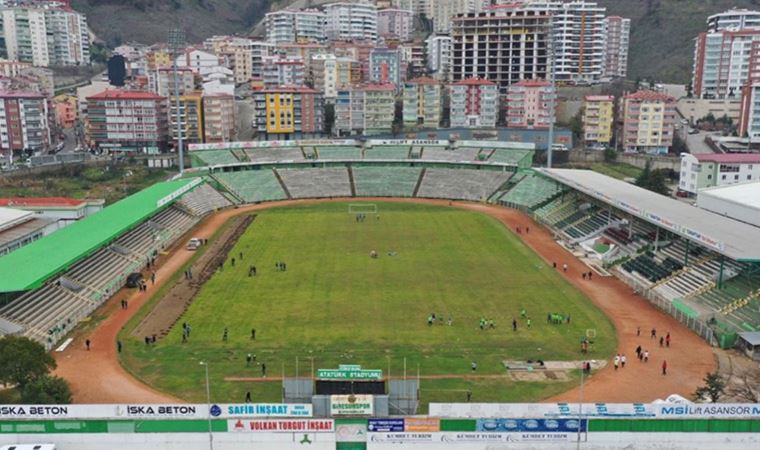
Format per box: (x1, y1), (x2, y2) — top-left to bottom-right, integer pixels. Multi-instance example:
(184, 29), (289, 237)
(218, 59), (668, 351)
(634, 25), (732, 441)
(54, 199), (715, 403)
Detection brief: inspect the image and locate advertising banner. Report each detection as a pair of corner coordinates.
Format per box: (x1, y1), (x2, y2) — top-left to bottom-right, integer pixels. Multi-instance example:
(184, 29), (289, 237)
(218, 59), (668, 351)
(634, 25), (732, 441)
(368, 419), (404, 432)
(476, 418), (586, 433)
(330, 395), (374, 416)
(368, 431), (580, 444)
(228, 419), (334, 433)
(405, 417), (440, 432)
(0, 403), (313, 420)
(429, 403), (760, 419)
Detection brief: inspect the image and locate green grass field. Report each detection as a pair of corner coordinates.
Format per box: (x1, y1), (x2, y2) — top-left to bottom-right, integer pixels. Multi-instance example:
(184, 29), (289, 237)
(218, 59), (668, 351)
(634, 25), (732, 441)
(121, 202), (615, 409)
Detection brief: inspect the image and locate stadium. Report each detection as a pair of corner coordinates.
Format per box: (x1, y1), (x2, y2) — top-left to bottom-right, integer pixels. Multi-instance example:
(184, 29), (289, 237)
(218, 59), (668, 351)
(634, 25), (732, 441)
(1, 139), (759, 450)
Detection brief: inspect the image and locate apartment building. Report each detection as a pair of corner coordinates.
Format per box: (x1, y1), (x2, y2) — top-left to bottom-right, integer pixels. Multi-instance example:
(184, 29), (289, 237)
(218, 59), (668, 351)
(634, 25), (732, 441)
(168, 92), (204, 145)
(0, 90), (50, 161)
(252, 86), (324, 138)
(334, 84), (395, 135)
(266, 9), (326, 44)
(505, 79), (555, 129)
(430, 0), (481, 34)
(603, 16), (631, 79)
(679, 153), (760, 194)
(449, 77), (499, 128)
(582, 95), (615, 146)
(620, 90), (676, 154)
(426, 35), (452, 81)
(202, 93), (236, 143)
(370, 47), (403, 87)
(324, 2), (378, 42)
(85, 90), (169, 153)
(707, 8), (760, 32)
(402, 77), (442, 128)
(0, 5), (89, 66)
(176, 49), (221, 73)
(310, 54), (360, 100)
(53, 93), (76, 129)
(206, 37), (256, 84)
(262, 55), (306, 88)
(148, 67), (195, 97)
(451, 4), (551, 92)
(377, 8), (414, 41)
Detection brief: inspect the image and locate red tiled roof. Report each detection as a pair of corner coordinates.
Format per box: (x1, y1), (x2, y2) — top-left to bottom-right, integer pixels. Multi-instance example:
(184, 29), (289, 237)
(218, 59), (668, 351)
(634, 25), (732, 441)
(694, 153), (760, 164)
(406, 76), (439, 86)
(87, 90), (165, 101)
(452, 77), (496, 86)
(0, 197), (86, 208)
(0, 90), (45, 99)
(624, 90), (675, 102)
(585, 95), (615, 101)
(512, 79), (550, 87)
(260, 85), (321, 94)
(362, 83), (396, 92)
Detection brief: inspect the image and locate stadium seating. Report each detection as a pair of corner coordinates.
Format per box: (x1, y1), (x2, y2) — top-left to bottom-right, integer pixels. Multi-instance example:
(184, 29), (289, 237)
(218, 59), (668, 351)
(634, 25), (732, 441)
(0, 203), (201, 348)
(562, 209), (620, 241)
(352, 166), (422, 197)
(489, 149), (533, 165)
(421, 147), (480, 162)
(192, 150), (239, 166)
(213, 170), (288, 203)
(278, 167), (352, 198)
(316, 146), (363, 160)
(694, 272), (760, 330)
(365, 146), (411, 160)
(177, 183), (232, 216)
(243, 148), (305, 163)
(499, 173), (564, 209)
(416, 168), (511, 201)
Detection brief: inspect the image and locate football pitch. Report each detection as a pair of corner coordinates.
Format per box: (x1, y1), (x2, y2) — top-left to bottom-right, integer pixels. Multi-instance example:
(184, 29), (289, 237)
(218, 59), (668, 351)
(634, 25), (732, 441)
(121, 202), (616, 408)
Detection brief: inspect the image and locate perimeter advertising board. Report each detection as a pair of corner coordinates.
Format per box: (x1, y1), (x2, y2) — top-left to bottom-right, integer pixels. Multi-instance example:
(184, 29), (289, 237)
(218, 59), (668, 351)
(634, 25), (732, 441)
(0, 403), (312, 420)
(330, 395), (374, 416)
(428, 403), (760, 419)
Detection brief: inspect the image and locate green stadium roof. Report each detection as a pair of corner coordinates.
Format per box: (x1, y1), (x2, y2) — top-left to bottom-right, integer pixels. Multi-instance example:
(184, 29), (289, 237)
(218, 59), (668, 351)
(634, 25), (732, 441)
(0, 178), (201, 293)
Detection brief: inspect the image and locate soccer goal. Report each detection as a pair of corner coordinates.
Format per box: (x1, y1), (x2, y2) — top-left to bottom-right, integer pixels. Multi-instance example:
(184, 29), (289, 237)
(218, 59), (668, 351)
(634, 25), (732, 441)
(348, 203), (378, 214)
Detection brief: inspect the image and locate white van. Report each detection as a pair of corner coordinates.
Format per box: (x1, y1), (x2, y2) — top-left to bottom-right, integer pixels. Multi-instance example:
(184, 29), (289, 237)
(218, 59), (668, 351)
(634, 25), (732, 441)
(187, 237), (203, 250)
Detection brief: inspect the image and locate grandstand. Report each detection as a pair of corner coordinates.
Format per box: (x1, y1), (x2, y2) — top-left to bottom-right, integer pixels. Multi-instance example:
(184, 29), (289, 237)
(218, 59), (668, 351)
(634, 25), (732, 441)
(277, 167), (352, 198)
(365, 145), (411, 160)
(416, 168), (512, 201)
(213, 169), (288, 203)
(352, 166), (422, 197)
(498, 172), (565, 209)
(0, 178), (229, 348)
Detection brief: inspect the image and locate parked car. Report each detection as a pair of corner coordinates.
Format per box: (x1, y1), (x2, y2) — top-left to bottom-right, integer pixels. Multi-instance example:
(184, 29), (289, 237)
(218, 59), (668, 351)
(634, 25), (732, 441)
(126, 272), (144, 288)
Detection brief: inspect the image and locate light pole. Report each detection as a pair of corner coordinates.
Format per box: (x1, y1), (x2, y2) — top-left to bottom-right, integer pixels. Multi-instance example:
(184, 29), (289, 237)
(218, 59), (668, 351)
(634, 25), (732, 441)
(199, 361), (214, 450)
(546, 15), (557, 169)
(576, 363), (585, 450)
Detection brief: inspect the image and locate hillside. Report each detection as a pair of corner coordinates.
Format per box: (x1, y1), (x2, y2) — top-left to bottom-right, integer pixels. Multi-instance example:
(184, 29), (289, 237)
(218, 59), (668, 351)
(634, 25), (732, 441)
(72, 0), (278, 46)
(76, 0), (760, 84)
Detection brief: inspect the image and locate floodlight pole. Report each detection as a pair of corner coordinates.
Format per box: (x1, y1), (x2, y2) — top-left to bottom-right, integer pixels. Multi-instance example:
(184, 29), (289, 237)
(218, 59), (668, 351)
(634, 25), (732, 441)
(199, 361), (213, 450)
(169, 28), (186, 174)
(577, 364), (585, 450)
(546, 13), (557, 168)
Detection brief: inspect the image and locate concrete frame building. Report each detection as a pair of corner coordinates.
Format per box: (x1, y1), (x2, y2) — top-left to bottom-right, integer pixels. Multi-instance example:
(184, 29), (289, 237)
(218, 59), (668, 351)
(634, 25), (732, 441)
(603, 15), (631, 79)
(449, 77), (499, 128)
(620, 90), (677, 154)
(451, 4), (551, 93)
(202, 93), (236, 143)
(369, 47), (403, 87)
(262, 55), (306, 89)
(680, 153), (760, 194)
(505, 79), (555, 129)
(426, 34), (452, 81)
(310, 54), (360, 101)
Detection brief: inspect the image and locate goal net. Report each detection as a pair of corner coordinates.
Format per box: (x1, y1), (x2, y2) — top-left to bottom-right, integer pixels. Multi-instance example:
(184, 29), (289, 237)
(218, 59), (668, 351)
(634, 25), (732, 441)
(348, 203), (378, 214)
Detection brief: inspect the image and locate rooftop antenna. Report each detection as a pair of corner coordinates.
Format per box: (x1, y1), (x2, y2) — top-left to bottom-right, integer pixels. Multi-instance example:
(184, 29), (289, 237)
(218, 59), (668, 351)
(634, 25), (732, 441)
(168, 27), (186, 174)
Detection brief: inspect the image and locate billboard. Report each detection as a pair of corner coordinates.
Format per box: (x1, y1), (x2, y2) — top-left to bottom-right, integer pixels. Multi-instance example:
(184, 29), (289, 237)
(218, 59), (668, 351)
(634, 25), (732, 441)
(0, 403), (312, 420)
(331, 395), (374, 416)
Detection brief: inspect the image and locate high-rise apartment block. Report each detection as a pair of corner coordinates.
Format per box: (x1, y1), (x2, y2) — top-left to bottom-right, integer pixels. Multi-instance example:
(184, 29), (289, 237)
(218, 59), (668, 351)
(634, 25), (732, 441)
(324, 2), (378, 42)
(265, 9), (326, 44)
(0, 5), (89, 66)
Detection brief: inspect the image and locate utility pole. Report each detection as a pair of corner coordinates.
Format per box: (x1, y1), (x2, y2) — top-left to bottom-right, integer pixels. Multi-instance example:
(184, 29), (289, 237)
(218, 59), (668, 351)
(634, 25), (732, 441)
(168, 28), (186, 174)
(546, 14), (557, 168)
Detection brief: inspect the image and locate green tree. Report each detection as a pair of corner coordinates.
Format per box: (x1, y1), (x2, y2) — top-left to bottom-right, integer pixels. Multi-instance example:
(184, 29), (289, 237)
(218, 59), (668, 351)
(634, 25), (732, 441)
(20, 375), (72, 404)
(604, 147), (618, 162)
(694, 371), (726, 403)
(0, 336), (56, 388)
(635, 160), (670, 195)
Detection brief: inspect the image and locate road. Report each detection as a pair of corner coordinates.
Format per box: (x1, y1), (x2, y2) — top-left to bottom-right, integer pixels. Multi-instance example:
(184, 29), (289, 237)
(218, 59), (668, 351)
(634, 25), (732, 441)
(685, 130), (715, 155)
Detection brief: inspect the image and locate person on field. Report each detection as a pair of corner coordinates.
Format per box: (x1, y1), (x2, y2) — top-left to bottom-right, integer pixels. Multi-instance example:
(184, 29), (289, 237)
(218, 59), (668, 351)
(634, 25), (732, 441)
(643, 350), (649, 362)
(85, 339), (91, 351)
(245, 391), (252, 403)
(651, 328), (656, 339)
(613, 354), (619, 370)
(512, 318), (517, 331)
(662, 360), (668, 375)
(666, 332), (671, 347)
(262, 363), (267, 377)
(246, 354), (252, 367)
(471, 361), (477, 371)
(527, 318), (531, 328)
(251, 328), (256, 340)
(635, 345), (642, 357)
(223, 327), (228, 342)
(660, 336), (664, 347)
(117, 340), (122, 353)
(637, 326), (641, 337)
(563, 263), (568, 273)
(621, 354), (627, 368)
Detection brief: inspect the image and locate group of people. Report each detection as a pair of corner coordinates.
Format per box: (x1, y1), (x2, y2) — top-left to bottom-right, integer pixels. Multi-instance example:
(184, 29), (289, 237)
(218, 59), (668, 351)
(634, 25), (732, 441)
(613, 327), (674, 375)
(479, 318), (495, 330)
(181, 322), (193, 343)
(275, 261), (287, 271)
(515, 225), (530, 234)
(547, 312), (570, 325)
(427, 313), (452, 326)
